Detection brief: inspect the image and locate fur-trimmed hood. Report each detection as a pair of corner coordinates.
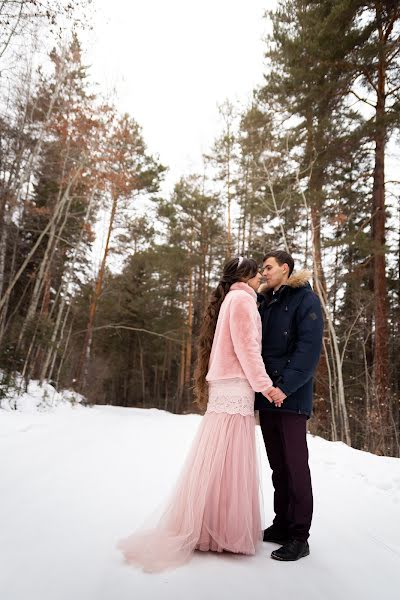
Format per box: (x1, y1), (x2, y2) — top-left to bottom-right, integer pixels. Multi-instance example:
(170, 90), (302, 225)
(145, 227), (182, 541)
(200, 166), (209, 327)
(258, 269), (312, 294)
(286, 269), (312, 288)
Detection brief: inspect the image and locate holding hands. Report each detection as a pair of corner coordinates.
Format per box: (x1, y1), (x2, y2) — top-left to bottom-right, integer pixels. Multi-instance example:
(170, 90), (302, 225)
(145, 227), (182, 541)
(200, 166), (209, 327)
(262, 386), (287, 407)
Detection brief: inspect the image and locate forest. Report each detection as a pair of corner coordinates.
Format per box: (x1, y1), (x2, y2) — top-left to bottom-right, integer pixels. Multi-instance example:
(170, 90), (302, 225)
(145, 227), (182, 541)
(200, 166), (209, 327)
(0, 0), (399, 456)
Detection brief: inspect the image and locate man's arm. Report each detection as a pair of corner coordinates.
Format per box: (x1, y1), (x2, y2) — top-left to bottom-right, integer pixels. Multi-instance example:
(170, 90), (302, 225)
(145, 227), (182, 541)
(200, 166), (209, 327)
(276, 293), (324, 397)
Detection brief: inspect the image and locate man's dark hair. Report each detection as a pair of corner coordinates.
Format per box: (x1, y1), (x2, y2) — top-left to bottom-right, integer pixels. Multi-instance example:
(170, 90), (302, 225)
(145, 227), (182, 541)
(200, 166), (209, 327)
(263, 250), (295, 276)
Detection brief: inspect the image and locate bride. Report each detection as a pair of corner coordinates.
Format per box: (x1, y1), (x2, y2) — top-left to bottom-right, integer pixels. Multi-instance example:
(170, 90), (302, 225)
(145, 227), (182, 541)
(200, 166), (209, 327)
(117, 257), (281, 571)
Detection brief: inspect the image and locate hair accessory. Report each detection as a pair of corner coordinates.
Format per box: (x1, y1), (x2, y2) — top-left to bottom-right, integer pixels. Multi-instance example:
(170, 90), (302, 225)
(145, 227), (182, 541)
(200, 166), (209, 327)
(237, 256), (245, 268)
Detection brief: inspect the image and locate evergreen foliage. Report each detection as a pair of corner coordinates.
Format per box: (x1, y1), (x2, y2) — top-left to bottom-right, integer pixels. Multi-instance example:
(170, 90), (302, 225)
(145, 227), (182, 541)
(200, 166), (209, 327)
(0, 0), (399, 455)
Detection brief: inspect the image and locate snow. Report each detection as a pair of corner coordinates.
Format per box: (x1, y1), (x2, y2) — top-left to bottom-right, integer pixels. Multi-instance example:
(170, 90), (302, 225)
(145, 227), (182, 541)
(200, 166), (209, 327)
(0, 376), (84, 412)
(0, 402), (399, 600)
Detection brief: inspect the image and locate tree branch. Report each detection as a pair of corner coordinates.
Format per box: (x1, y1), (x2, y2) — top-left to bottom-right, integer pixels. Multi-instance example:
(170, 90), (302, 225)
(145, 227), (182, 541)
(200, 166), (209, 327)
(383, 8), (400, 43)
(74, 324), (181, 344)
(362, 66), (378, 94)
(349, 88), (377, 108)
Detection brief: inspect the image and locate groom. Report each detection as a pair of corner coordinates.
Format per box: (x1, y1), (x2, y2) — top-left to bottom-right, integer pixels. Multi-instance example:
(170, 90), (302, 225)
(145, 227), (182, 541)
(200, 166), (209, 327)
(255, 250), (323, 561)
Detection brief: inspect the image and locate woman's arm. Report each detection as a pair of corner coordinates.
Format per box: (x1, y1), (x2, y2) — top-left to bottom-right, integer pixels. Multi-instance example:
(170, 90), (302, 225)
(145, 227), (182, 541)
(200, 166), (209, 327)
(229, 294), (273, 393)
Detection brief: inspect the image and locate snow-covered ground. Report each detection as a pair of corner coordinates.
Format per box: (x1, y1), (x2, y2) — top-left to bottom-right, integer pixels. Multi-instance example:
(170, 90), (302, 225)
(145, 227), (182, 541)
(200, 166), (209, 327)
(0, 377), (84, 412)
(1, 402), (399, 600)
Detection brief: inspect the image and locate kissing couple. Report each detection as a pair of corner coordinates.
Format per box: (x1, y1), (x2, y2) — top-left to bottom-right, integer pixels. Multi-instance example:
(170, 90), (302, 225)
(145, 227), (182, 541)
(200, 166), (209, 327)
(118, 250), (323, 571)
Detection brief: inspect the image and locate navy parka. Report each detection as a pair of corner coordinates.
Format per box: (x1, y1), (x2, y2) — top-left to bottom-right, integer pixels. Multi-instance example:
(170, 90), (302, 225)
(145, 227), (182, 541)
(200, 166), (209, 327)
(255, 270), (324, 417)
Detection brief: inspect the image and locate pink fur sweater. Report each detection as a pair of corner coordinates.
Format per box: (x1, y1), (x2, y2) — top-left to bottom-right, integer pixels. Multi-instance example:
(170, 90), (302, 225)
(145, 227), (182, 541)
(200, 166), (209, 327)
(206, 282), (273, 392)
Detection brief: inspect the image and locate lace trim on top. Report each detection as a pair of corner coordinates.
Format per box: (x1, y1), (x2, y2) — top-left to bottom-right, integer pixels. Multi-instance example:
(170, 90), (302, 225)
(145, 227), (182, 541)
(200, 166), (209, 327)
(206, 378), (255, 417)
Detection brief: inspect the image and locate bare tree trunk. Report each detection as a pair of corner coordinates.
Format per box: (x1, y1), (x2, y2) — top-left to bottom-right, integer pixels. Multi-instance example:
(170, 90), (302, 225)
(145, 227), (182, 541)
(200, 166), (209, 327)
(138, 335), (146, 406)
(177, 334), (186, 412)
(0, 166), (81, 329)
(322, 337), (337, 441)
(185, 265), (193, 388)
(247, 211), (254, 250)
(55, 318), (73, 389)
(310, 201), (327, 299)
(0, 201), (8, 299)
(39, 185), (97, 383)
(0, 45), (74, 353)
(218, 101), (235, 257)
(185, 268), (194, 410)
(396, 199), (400, 436)
(75, 186), (118, 390)
(226, 139), (232, 256)
(238, 156), (249, 254)
(0, 220), (18, 342)
(362, 339), (372, 451)
(304, 108), (328, 292)
(16, 163), (82, 350)
(162, 340), (169, 411)
(48, 304), (72, 383)
(39, 292), (65, 383)
(260, 158), (291, 253)
(298, 169), (351, 446)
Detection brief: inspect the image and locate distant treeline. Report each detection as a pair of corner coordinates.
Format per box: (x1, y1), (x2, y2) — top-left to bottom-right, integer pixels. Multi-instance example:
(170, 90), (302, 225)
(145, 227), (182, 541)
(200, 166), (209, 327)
(0, 1), (399, 456)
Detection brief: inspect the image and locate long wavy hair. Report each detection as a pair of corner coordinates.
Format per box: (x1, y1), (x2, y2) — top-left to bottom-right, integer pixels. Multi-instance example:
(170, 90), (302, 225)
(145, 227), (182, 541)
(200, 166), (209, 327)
(193, 257), (259, 410)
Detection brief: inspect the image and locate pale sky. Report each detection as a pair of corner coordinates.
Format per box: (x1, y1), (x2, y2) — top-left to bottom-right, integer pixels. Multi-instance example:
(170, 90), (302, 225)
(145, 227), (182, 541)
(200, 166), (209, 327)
(82, 1), (398, 271)
(85, 1), (275, 188)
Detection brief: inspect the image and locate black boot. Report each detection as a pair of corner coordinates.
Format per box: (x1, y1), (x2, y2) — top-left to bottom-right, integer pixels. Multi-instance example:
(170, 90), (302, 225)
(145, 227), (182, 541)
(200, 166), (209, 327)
(271, 539), (310, 561)
(263, 525), (290, 545)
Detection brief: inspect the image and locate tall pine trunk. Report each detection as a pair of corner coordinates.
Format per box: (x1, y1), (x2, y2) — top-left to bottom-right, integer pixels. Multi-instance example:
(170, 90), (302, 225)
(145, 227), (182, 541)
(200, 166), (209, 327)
(371, 58), (389, 398)
(369, 9), (390, 453)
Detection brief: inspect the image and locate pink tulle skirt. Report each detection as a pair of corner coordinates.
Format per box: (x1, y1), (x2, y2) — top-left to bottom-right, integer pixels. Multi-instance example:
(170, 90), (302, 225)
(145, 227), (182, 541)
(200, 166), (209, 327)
(117, 378), (262, 572)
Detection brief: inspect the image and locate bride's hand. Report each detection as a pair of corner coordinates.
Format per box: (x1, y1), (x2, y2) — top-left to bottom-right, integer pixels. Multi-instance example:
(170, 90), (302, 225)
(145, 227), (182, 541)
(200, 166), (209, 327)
(269, 387), (286, 408)
(262, 386), (274, 403)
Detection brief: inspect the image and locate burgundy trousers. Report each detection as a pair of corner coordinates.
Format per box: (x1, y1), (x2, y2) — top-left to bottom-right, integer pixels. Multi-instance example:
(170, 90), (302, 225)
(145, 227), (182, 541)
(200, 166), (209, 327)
(259, 410), (313, 542)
